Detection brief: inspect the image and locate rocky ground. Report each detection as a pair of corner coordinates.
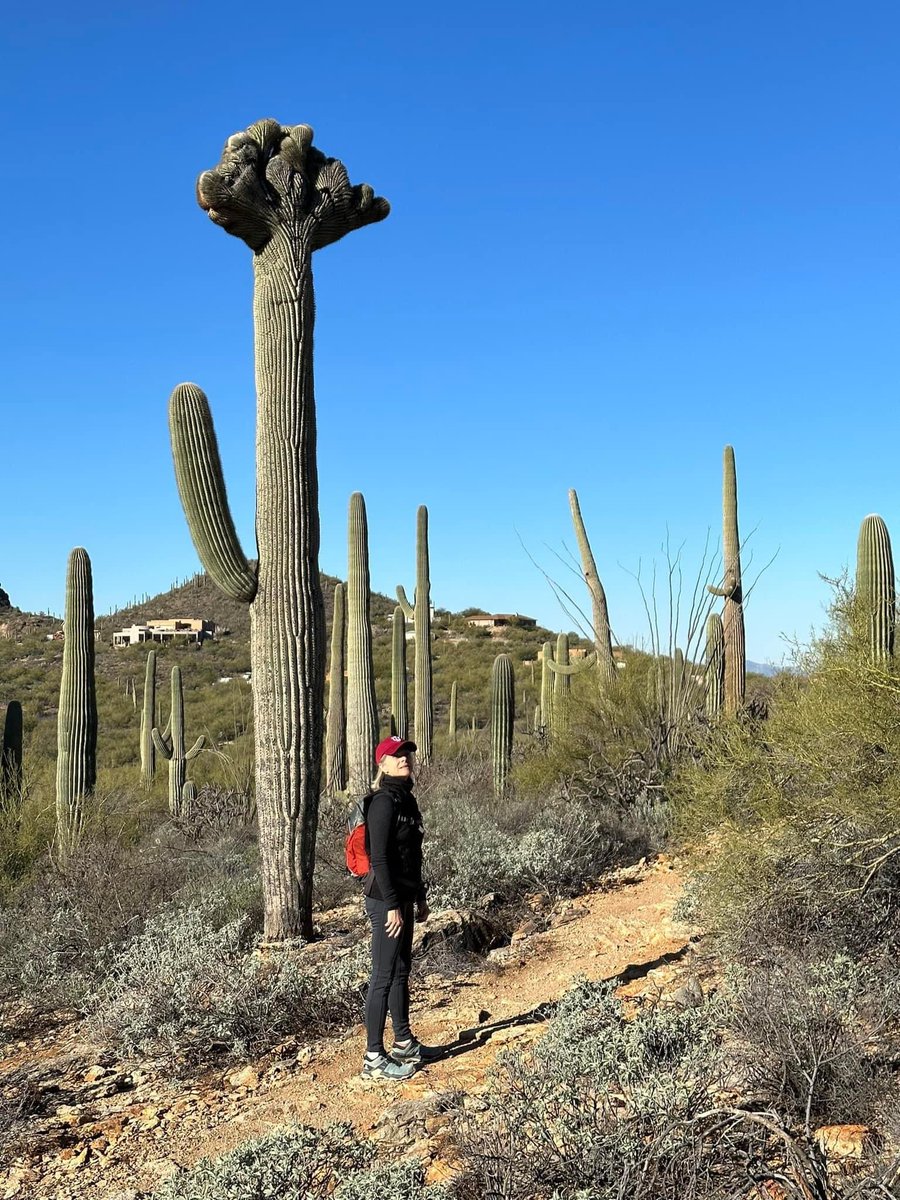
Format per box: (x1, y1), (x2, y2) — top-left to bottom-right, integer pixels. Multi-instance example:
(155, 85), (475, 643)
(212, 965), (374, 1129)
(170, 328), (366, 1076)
(1, 858), (698, 1199)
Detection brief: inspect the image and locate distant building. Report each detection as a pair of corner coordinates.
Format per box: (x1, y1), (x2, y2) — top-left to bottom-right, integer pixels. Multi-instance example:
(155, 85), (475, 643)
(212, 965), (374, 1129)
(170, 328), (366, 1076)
(466, 613), (537, 630)
(113, 617), (215, 648)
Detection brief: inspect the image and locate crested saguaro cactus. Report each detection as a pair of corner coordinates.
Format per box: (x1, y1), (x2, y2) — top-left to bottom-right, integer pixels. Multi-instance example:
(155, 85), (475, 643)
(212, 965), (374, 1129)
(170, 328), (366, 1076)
(140, 649), (158, 788)
(152, 666), (205, 817)
(325, 582), (347, 798)
(491, 653), (515, 797)
(56, 548), (98, 862)
(569, 489), (617, 685)
(168, 121), (387, 939)
(1, 701), (23, 798)
(856, 514), (895, 662)
(346, 493), (379, 797)
(707, 446), (746, 714)
(397, 506), (433, 764)
(704, 613), (725, 719)
(391, 605), (409, 740)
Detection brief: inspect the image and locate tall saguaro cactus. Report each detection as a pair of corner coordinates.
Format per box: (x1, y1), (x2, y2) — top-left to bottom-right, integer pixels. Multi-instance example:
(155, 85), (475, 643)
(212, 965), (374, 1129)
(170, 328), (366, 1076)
(1, 701), (23, 798)
(346, 493), (379, 797)
(152, 666), (205, 817)
(391, 605), (409, 739)
(553, 632), (572, 731)
(491, 653), (515, 797)
(540, 640), (554, 736)
(569, 489), (617, 685)
(448, 681), (458, 745)
(56, 548), (97, 862)
(704, 613), (725, 719)
(397, 506), (433, 764)
(707, 446), (746, 714)
(325, 582), (347, 798)
(168, 121), (388, 939)
(856, 514), (895, 662)
(140, 649), (158, 788)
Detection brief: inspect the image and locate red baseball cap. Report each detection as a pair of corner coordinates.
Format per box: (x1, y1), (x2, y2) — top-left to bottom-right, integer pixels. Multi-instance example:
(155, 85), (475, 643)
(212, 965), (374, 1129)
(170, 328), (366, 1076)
(375, 735), (417, 764)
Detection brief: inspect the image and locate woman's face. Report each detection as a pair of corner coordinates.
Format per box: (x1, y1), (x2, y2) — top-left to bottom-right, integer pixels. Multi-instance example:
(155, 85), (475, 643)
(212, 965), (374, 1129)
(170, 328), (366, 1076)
(381, 750), (414, 778)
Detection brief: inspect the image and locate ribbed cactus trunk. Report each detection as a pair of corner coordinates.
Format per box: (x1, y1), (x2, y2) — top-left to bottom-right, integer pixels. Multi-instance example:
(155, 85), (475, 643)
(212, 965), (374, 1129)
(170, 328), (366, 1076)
(325, 582), (347, 797)
(491, 654), (515, 797)
(569, 489), (617, 685)
(704, 613), (725, 719)
(391, 605), (409, 740)
(448, 680), (458, 745)
(540, 640), (554, 736)
(707, 446), (745, 715)
(346, 493), (379, 797)
(553, 632), (571, 732)
(413, 507), (433, 764)
(168, 122), (387, 939)
(140, 649), (157, 788)
(856, 514), (895, 662)
(1, 701), (23, 798)
(152, 666), (205, 817)
(55, 548), (97, 863)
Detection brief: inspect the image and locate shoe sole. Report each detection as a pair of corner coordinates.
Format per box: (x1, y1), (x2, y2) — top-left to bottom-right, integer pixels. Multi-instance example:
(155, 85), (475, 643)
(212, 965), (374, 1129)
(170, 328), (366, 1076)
(360, 1066), (416, 1082)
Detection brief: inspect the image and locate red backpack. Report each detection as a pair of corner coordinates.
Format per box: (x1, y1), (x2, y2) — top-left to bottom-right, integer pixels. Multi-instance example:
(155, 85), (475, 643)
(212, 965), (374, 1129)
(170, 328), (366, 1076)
(345, 794), (373, 879)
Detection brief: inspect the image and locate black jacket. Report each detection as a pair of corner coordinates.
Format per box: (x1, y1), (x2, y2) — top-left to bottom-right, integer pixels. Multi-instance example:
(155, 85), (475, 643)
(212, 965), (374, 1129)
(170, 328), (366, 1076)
(364, 776), (426, 908)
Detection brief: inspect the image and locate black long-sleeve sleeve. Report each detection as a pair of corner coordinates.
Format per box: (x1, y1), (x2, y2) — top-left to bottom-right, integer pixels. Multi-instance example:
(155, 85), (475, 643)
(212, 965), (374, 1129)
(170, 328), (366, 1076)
(366, 792), (398, 908)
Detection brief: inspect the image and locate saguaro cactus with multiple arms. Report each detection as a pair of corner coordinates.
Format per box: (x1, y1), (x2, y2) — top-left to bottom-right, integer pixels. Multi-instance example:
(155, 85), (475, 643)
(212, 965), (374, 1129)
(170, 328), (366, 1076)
(325, 582), (347, 798)
(168, 121), (387, 939)
(1, 701), (23, 798)
(397, 506), (433, 764)
(707, 446), (745, 715)
(704, 613), (725, 719)
(152, 666), (205, 817)
(55, 548), (97, 862)
(346, 493), (379, 797)
(391, 605), (409, 739)
(140, 649), (158, 788)
(491, 653), (515, 797)
(569, 489), (617, 685)
(856, 514), (895, 662)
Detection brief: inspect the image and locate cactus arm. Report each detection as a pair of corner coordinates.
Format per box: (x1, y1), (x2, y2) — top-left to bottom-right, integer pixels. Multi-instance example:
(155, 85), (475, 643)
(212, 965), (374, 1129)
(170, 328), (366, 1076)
(396, 586), (414, 620)
(152, 728), (174, 759)
(413, 506), (434, 765)
(169, 384), (258, 603)
(546, 652), (597, 675)
(186, 736), (206, 762)
(568, 489), (617, 685)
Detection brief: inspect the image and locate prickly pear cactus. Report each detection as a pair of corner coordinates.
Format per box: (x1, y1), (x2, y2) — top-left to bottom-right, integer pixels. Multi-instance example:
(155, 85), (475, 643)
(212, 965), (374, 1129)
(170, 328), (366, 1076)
(707, 446), (745, 714)
(140, 649), (157, 788)
(56, 548), (97, 862)
(491, 653), (515, 796)
(704, 613), (725, 718)
(152, 666), (205, 818)
(856, 514), (895, 662)
(325, 582), (347, 798)
(391, 605), (409, 740)
(168, 121), (387, 939)
(346, 493), (378, 797)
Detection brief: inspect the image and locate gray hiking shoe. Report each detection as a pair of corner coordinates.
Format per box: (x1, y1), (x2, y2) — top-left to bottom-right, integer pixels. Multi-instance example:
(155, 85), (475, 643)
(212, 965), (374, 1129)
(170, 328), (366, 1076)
(389, 1037), (442, 1066)
(361, 1052), (416, 1082)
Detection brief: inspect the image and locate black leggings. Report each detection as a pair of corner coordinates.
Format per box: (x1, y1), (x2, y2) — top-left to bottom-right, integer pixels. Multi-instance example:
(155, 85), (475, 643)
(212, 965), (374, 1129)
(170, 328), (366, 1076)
(364, 897), (415, 1053)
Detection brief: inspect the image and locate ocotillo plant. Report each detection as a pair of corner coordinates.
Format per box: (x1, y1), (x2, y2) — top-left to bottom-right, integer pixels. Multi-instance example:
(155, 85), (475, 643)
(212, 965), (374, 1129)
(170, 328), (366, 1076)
(569, 489), (617, 685)
(168, 122), (387, 939)
(491, 653), (515, 797)
(1, 701), (23, 798)
(448, 680), (458, 745)
(707, 446), (745, 714)
(346, 493), (379, 797)
(705, 613), (725, 719)
(56, 548), (97, 863)
(140, 649), (158, 788)
(397, 506), (433, 764)
(391, 605), (409, 740)
(325, 582), (347, 798)
(856, 514), (895, 662)
(152, 666), (205, 818)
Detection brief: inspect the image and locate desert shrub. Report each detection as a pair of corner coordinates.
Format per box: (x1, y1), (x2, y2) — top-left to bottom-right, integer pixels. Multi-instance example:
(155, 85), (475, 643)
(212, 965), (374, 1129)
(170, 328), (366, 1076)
(87, 898), (367, 1062)
(334, 1159), (452, 1199)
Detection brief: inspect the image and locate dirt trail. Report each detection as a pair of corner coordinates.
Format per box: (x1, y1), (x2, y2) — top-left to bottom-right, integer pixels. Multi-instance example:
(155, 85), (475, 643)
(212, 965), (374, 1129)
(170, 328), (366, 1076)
(2, 857), (695, 1198)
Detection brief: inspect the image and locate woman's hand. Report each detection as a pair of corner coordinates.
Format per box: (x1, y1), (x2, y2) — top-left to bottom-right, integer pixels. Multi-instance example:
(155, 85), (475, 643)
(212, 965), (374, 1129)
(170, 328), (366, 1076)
(385, 908), (403, 938)
(416, 900), (430, 922)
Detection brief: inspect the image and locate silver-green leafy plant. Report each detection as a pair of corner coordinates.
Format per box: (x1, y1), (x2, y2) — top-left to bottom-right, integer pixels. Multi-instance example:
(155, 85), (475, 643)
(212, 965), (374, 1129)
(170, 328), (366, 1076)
(346, 493), (378, 796)
(491, 653), (515, 797)
(397, 505), (433, 764)
(325, 582), (347, 798)
(152, 666), (205, 818)
(167, 121), (387, 938)
(56, 547), (97, 863)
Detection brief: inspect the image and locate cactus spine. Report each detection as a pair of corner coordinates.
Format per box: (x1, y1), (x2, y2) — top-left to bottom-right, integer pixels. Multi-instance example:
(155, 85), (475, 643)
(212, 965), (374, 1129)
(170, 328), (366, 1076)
(168, 122), (387, 939)
(856, 515), (895, 662)
(346, 493), (379, 797)
(152, 666), (205, 818)
(707, 446), (746, 714)
(391, 605), (409, 739)
(325, 582), (347, 797)
(140, 649), (157, 788)
(569, 489), (617, 685)
(1, 701), (23, 799)
(705, 614), (725, 718)
(448, 681), (458, 745)
(397, 506), (433, 764)
(491, 653), (515, 797)
(55, 548), (97, 862)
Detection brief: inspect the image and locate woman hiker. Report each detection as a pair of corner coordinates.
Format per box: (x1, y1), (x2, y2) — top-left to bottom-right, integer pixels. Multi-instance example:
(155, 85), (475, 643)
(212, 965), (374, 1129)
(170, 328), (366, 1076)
(361, 735), (440, 1081)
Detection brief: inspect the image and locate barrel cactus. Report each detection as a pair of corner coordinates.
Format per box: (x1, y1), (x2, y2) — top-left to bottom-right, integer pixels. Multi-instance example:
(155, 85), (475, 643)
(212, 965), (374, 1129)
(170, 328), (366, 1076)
(569, 489), (617, 685)
(397, 506), (433, 764)
(704, 613), (725, 718)
(56, 548), (97, 862)
(167, 121), (387, 939)
(707, 446), (745, 714)
(325, 582), (347, 798)
(140, 649), (158, 788)
(1, 701), (23, 799)
(391, 605), (409, 740)
(491, 653), (515, 797)
(346, 493), (378, 797)
(856, 514), (895, 662)
(153, 666), (205, 818)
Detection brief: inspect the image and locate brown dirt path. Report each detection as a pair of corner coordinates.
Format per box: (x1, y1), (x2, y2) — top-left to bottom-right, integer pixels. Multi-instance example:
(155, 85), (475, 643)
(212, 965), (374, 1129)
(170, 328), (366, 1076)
(2, 857), (695, 1198)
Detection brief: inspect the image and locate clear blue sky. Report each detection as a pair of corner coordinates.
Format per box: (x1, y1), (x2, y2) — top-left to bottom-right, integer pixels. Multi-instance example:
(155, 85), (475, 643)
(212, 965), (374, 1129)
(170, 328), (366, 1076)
(3, 2), (898, 663)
